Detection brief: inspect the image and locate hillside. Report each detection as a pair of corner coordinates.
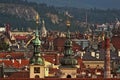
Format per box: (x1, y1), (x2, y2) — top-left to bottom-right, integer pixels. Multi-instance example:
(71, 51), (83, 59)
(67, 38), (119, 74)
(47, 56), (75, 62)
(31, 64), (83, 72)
(0, 3), (37, 20)
(0, 0), (120, 32)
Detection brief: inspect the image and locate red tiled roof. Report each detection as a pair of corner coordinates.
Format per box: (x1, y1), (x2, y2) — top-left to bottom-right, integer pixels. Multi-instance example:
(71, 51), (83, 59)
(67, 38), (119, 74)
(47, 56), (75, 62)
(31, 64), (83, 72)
(0, 52), (25, 59)
(9, 71), (29, 78)
(47, 36), (54, 42)
(111, 36), (120, 49)
(54, 37), (66, 47)
(14, 35), (27, 40)
(72, 42), (82, 52)
(0, 59), (29, 68)
(42, 53), (63, 65)
(53, 37), (82, 52)
(43, 52), (84, 67)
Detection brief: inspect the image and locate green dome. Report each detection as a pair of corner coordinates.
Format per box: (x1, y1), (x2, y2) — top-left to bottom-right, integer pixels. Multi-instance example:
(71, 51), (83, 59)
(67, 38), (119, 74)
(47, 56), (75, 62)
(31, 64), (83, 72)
(33, 37), (41, 46)
(60, 57), (78, 66)
(30, 57), (35, 64)
(30, 57), (44, 65)
(65, 39), (72, 47)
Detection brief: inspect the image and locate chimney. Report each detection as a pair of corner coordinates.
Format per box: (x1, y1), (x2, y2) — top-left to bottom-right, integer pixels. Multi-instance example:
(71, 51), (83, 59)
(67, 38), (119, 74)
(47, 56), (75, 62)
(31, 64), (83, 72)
(55, 54), (59, 65)
(104, 36), (111, 78)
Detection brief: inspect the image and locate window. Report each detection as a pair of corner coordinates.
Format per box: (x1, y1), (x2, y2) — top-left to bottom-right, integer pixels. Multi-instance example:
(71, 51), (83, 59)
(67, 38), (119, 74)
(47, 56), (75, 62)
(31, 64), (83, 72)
(67, 75), (71, 78)
(34, 67), (40, 73)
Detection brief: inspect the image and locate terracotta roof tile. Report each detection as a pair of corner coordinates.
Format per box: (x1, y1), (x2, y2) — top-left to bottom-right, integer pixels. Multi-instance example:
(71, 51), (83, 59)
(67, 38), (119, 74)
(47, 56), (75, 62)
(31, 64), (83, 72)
(14, 35), (27, 40)
(9, 71), (29, 78)
(53, 37), (82, 52)
(0, 59), (29, 68)
(0, 52), (25, 59)
(111, 36), (120, 49)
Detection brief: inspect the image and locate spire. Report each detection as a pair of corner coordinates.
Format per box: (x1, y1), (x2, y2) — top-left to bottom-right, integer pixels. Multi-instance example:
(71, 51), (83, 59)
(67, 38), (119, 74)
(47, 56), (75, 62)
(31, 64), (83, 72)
(34, 13), (41, 47)
(66, 20), (71, 39)
(60, 19), (77, 67)
(30, 14), (44, 65)
(41, 19), (47, 37)
(64, 19), (72, 56)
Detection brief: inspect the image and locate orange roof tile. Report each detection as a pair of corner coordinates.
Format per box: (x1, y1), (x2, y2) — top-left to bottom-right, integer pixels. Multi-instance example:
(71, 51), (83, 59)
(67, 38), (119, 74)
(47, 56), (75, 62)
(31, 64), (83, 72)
(111, 36), (120, 49)
(0, 52), (25, 59)
(9, 71), (29, 78)
(0, 59), (29, 68)
(14, 35), (27, 40)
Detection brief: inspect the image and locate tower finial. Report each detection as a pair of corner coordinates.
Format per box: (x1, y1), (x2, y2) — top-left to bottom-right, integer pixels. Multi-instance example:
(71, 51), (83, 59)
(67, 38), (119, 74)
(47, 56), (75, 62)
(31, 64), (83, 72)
(60, 18), (77, 67)
(66, 19), (70, 29)
(36, 13), (40, 24)
(66, 19), (71, 39)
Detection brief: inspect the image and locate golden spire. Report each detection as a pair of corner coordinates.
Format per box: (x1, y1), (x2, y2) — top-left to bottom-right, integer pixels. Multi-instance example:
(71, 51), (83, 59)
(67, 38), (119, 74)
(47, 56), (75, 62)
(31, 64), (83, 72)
(36, 13), (40, 24)
(66, 20), (71, 28)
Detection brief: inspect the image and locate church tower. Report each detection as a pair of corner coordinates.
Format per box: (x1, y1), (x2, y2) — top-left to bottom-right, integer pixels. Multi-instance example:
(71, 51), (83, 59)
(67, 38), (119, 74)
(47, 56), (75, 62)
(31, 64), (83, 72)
(59, 20), (78, 78)
(29, 14), (45, 78)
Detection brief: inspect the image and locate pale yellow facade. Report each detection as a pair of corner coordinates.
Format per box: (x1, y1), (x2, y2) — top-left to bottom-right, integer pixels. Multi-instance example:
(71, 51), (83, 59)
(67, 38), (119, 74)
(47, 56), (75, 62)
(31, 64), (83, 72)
(83, 61), (104, 68)
(59, 68), (77, 78)
(29, 65), (45, 78)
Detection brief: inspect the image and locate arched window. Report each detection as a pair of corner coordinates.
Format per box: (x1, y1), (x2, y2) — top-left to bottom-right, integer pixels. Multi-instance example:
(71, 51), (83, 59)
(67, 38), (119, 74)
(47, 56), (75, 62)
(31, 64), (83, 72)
(35, 75), (40, 78)
(67, 75), (71, 78)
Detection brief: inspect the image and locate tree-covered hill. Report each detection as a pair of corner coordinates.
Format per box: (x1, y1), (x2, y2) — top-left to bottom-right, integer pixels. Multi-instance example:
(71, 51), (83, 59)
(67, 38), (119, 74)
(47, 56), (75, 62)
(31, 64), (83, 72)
(0, 0), (120, 32)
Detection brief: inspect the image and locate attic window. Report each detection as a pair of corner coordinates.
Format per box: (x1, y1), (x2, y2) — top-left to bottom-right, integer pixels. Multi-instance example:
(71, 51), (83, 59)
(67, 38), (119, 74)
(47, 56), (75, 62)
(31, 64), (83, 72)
(34, 67), (40, 73)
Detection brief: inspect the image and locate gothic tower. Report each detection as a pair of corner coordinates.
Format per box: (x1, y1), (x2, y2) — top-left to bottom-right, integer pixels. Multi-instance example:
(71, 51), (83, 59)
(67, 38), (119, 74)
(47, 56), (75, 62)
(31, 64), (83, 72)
(29, 14), (45, 78)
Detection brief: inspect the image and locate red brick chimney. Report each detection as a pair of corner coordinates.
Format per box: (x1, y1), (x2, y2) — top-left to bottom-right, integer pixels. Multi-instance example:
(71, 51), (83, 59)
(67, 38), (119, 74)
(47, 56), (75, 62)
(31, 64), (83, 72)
(55, 54), (59, 65)
(104, 36), (111, 78)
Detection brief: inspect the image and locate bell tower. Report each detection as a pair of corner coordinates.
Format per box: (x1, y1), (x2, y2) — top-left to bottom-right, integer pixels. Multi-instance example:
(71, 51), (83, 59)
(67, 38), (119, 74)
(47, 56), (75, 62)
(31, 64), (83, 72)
(29, 14), (45, 78)
(59, 19), (78, 78)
